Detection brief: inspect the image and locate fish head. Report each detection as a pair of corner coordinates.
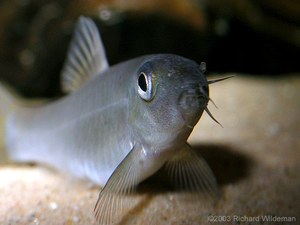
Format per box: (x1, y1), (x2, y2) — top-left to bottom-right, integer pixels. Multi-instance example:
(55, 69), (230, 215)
(130, 54), (209, 149)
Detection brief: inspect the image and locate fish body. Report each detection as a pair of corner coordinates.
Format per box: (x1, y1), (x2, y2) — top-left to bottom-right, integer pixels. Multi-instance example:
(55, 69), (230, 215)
(0, 17), (230, 224)
(6, 56), (145, 184)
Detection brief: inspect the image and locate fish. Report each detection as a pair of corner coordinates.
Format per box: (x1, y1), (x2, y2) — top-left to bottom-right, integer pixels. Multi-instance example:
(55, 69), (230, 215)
(0, 16), (232, 224)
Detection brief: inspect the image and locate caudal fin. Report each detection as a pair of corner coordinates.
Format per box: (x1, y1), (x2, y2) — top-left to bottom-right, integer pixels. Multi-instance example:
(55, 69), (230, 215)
(0, 82), (19, 117)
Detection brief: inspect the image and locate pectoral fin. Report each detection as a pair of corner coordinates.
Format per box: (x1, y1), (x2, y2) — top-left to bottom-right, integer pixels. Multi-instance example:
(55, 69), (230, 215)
(165, 144), (219, 198)
(94, 144), (144, 225)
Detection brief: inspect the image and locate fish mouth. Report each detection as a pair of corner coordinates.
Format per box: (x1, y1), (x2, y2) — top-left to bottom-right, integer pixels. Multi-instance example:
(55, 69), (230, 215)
(178, 75), (233, 128)
(181, 100), (222, 129)
(178, 88), (208, 129)
(178, 86), (208, 110)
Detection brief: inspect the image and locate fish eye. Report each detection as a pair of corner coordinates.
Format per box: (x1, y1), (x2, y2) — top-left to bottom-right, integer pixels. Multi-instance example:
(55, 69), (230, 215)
(138, 72), (147, 92)
(137, 72), (153, 101)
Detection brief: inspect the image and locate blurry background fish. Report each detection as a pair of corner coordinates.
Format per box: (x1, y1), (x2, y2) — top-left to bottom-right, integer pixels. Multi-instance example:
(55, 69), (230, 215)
(0, 0), (299, 98)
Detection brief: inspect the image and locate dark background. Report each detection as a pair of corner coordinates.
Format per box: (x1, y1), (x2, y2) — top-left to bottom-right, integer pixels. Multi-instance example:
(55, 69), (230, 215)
(0, 0), (299, 97)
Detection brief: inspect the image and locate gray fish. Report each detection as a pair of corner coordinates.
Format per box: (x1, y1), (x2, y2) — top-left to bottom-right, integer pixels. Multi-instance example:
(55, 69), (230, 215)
(0, 17), (231, 224)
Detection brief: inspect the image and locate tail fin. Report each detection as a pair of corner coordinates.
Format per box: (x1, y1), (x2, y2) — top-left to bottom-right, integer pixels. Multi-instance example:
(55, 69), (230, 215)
(0, 82), (19, 163)
(0, 82), (20, 117)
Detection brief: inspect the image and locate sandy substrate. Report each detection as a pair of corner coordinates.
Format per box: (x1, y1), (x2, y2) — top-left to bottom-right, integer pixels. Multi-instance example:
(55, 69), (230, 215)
(0, 75), (299, 225)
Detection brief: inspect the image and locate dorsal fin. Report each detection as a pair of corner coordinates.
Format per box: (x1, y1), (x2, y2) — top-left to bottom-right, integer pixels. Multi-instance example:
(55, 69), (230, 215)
(61, 16), (109, 93)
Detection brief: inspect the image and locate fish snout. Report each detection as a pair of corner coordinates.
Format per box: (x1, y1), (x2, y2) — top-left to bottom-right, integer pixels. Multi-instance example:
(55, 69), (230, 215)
(178, 86), (208, 109)
(178, 86), (208, 127)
